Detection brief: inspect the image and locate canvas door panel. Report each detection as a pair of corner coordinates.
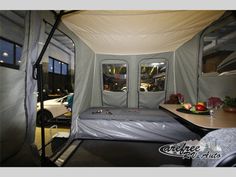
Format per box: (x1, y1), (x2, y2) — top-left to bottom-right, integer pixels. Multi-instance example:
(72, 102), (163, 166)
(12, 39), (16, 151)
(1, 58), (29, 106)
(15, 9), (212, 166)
(101, 60), (128, 107)
(138, 59), (167, 108)
(102, 91), (127, 107)
(139, 91), (165, 109)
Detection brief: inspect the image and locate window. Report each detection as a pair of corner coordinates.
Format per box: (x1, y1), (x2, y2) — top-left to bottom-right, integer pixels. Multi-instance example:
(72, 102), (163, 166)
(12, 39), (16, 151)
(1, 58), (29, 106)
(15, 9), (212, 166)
(202, 19), (236, 74)
(140, 62), (166, 92)
(48, 57), (68, 75)
(62, 63), (68, 75)
(54, 60), (61, 74)
(102, 64), (127, 92)
(15, 44), (22, 65)
(0, 37), (22, 69)
(48, 58), (53, 72)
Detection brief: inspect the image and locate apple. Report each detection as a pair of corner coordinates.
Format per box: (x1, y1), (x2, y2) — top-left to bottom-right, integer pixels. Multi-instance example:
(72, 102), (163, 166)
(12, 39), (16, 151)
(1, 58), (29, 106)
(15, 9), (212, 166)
(195, 104), (207, 111)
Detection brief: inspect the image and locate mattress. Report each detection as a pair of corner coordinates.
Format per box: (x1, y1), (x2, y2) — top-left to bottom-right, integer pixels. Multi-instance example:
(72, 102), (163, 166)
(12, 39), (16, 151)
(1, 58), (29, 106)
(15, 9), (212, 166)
(80, 107), (175, 122)
(77, 107), (200, 143)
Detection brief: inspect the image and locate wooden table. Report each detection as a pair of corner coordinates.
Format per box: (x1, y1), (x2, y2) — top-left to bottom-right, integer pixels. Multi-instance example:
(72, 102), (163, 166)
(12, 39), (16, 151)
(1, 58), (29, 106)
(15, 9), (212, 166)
(159, 104), (236, 131)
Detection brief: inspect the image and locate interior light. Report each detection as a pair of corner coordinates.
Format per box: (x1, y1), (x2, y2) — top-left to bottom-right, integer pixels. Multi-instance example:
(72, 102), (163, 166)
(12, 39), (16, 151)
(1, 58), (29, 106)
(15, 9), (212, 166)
(2, 52), (8, 57)
(0, 60), (4, 63)
(50, 66), (53, 70)
(18, 60), (21, 63)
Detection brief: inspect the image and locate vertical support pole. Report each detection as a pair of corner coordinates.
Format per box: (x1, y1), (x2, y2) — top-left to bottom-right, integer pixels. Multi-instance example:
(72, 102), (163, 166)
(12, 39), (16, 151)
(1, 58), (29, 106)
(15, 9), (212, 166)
(37, 64), (46, 166)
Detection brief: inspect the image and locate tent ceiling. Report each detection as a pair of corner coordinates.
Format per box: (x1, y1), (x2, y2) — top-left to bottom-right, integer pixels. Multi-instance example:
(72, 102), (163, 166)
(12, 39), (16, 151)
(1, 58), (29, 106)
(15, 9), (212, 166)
(62, 10), (225, 55)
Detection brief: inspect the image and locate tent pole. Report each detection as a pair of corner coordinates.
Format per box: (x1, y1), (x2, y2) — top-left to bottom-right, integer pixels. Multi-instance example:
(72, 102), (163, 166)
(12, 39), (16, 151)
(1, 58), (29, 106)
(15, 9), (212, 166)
(33, 10), (64, 167)
(37, 64), (47, 166)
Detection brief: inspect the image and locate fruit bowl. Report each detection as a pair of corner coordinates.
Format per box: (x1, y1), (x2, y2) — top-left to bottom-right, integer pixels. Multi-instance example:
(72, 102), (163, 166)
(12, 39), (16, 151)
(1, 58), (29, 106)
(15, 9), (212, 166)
(178, 103), (210, 115)
(176, 108), (210, 115)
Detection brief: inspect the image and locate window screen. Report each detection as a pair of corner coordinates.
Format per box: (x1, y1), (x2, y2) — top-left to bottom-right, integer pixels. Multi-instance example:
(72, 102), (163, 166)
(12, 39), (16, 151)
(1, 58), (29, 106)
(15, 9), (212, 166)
(140, 62), (166, 92)
(202, 20), (236, 73)
(103, 64), (127, 92)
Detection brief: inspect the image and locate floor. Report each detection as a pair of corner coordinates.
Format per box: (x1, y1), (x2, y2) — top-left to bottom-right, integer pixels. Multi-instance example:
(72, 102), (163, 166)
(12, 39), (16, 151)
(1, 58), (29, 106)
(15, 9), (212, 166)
(34, 113), (71, 157)
(34, 112), (191, 167)
(64, 140), (191, 167)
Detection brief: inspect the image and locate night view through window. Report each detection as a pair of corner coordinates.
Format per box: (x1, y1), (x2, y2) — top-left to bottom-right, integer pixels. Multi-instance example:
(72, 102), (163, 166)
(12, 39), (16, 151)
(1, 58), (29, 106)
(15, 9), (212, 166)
(103, 63), (127, 92)
(140, 62), (166, 92)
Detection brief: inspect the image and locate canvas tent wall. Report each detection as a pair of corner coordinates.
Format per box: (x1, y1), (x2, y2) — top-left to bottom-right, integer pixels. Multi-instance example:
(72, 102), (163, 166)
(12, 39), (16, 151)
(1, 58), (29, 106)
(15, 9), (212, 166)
(0, 11), (39, 165)
(62, 10), (235, 135)
(0, 11), (82, 166)
(1, 10), (236, 165)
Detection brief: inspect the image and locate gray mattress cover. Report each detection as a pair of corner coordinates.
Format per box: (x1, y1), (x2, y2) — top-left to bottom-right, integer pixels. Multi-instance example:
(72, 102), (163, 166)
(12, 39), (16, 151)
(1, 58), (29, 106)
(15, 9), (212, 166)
(80, 107), (174, 122)
(77, 107), (200, 142)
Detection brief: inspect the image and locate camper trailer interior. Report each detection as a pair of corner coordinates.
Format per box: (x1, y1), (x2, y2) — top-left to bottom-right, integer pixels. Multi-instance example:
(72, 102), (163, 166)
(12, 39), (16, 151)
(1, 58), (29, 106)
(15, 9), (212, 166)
(0, 10), (236, 167)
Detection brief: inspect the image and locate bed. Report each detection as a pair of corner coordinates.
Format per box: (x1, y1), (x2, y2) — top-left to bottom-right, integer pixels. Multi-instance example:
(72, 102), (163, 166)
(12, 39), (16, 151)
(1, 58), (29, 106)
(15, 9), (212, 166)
(77, 107), (200, 143)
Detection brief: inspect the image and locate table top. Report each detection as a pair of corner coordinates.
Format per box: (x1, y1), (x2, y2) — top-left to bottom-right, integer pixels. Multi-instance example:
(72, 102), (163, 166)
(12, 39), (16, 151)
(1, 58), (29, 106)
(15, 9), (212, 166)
(159, 104), (236, 129)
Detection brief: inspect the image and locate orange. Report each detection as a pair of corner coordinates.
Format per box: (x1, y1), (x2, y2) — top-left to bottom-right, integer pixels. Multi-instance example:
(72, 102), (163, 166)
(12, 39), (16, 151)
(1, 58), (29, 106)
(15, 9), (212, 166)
(197, 102), (205, 106)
